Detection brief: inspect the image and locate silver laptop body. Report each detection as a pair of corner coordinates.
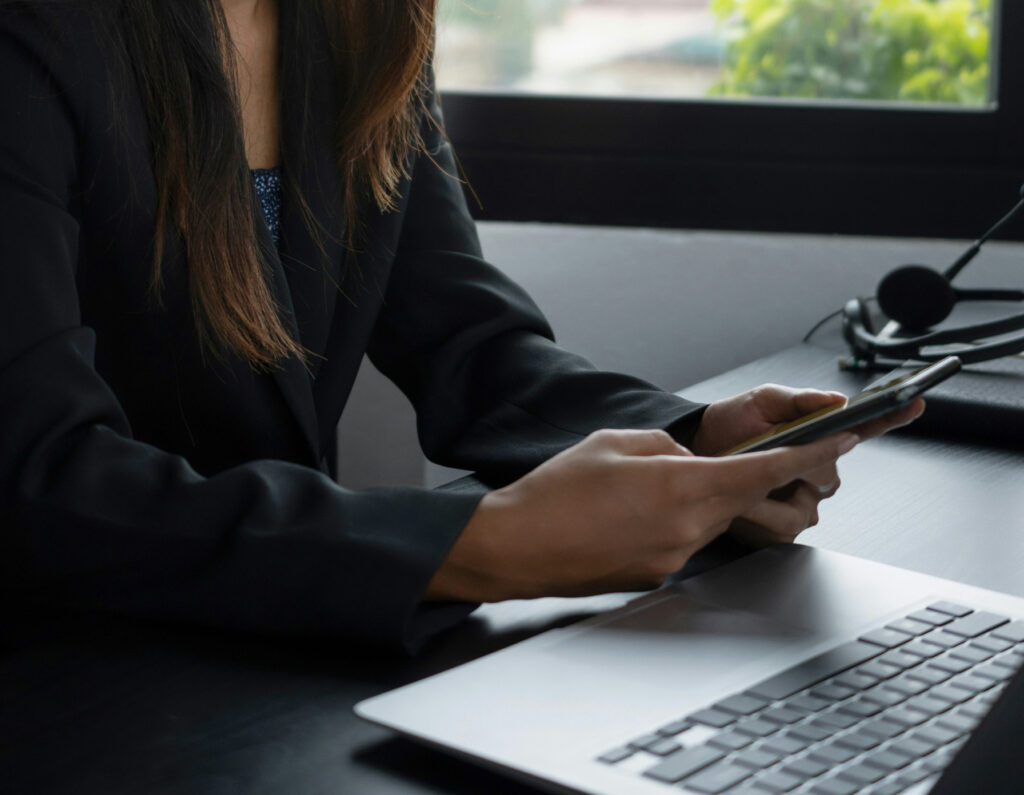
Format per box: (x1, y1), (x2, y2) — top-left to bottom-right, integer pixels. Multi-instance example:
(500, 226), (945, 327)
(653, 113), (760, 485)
(356, 545), (1024, 794)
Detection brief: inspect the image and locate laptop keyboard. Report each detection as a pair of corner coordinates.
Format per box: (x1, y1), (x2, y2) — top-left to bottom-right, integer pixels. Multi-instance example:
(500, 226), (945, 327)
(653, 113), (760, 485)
(596, 601), (1024, 794)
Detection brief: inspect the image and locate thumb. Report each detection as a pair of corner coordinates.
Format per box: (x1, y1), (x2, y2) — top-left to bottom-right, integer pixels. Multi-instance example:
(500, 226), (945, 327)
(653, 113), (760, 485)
(585, 428), (693, 458)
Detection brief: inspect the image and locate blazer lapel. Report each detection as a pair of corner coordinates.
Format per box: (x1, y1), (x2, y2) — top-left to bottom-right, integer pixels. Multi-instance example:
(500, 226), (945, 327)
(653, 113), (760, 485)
(277, 2), (345, 363)
(257, 222), (322, 466)
(276, 5), (355, 456)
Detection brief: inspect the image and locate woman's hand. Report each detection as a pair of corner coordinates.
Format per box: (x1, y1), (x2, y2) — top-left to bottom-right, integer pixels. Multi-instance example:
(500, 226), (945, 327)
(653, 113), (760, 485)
(690, 384), (925, 546)
(426, 427), (858, 603)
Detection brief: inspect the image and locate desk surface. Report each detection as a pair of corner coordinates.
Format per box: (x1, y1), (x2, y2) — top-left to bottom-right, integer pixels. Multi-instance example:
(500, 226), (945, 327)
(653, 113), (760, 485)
(3, 344), (1023, 795)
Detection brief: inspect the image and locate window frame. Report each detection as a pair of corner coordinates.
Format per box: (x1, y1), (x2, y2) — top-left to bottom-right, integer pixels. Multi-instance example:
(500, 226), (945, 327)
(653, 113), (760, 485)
(439, 1), (1024, 239)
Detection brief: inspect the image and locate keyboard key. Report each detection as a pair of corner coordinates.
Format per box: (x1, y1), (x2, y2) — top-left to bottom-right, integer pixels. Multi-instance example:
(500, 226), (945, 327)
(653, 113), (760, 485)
(860, 717), (906, 739)
(930, 683), (973, 705)
(646, 737), (683, 756)
(927, 601), (973, 617)
(788, 722), (832, 743)
(689, 708), (736, 728)
(809, 741), (859, 765)
(750, 770), (802, 793)
(877, 649), (922, 671)
(944, 611), (1009, 638)
(597, 746), (633, 764)
(991, 651), (1024, 670)
(747, 641), (882, 701)
(707, 731), (754, 752)
(921, 747), (958, 772)
(715, 693), (769, 716)
(883, 674), (930, 696)
(908, 609), (952, 627)
(861, 748), (914, 772)
(682, 761), (752, 794)
(760, 734), (806, 756)
(863, 684), (907, 707)
(834, 729), (882, 751)
(812, 710), (860, 730)
(861, 627), (914, 648)
(906, 665), (953, 685)
(974, 661), (1016, 681)
(810, 683), (856, 702)
(887, 617), (932, 636)
(959, 700), (992, 720)
(656, 718), (692, 736)
(786, 694), (830, 713)
(914, 724), (959, 746)
(831, 671), (878, 690)
(900, 639), (943, 659)
(780, 756), (830, 780)
(733, 717), (778, 738)
(836, 762), (886, 784)
(644, 745), (724, 783)
(991, 619), (1024, 643)
(882, 705), (929, 728)
(836, 697), (883, 718)
(948, 672), (996, 695)
(809, 777), (859, 795)
(936, 712), (976, 734)
(949, 644), (992, 664)
(928, 655), (973, 674)
(891, 735), (935, 759)
(904, 694), (953, 717)
(780, 729), (815, 750)
(971, 635), (1014, 654)
(920, 630), (965, 649)
(905, 730), (945, 754)
(628, 733), (663, 749)
(760, 706), (804, 725)
(979, 688), (1005, 705)
(732, 747), (783, 769)
(896, 763), (934, 784)
(857, 660), (901, 679)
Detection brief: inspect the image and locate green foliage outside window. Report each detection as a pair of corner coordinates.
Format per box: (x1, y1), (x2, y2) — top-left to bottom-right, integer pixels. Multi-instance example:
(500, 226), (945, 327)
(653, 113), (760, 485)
(709, 0), (991, 105)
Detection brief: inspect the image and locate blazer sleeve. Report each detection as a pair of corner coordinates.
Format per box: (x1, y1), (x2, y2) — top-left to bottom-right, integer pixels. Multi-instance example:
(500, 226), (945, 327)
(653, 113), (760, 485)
(0, 15), (480, 652)
(368, 78), (707, 483)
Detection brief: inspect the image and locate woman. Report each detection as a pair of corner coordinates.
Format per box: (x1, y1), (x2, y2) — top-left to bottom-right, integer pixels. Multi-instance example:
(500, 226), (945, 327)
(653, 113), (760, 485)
(0, 0), (920, 650)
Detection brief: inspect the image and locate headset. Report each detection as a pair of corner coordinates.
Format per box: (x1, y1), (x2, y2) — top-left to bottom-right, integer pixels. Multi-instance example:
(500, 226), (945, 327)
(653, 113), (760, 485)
(841, 184), (1024, 370)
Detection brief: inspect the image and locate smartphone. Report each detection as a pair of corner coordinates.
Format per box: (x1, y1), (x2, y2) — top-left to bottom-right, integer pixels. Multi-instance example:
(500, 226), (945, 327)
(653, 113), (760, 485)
(724, 355), (962, 455)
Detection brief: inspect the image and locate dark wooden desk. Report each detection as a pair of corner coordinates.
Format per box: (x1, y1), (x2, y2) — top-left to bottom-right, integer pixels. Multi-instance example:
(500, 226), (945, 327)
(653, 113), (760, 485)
(3, 344), (1022, 795)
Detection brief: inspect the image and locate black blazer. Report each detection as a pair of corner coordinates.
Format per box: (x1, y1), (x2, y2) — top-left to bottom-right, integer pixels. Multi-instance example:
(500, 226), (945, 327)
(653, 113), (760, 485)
(0, 5), (704, 650)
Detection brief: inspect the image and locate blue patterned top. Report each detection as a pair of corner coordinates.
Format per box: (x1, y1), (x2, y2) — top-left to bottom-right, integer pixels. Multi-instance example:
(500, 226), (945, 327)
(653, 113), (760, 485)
(251, 167), (282, 246)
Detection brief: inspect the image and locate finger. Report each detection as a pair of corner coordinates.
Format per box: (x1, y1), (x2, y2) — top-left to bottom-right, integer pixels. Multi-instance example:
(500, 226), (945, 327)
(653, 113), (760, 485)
(789, 389), (848, 416)
(585, 428), (693, 457)
(852, 398), (926, 440)
(794, 461), (840, 491)
(751, 384), (847, 423)
(741, 484), (822, 542)
(691, 431), (859, 498)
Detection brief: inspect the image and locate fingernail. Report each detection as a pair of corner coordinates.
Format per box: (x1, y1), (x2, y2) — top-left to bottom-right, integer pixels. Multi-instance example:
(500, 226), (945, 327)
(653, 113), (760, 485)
(837, 433), (859, 455)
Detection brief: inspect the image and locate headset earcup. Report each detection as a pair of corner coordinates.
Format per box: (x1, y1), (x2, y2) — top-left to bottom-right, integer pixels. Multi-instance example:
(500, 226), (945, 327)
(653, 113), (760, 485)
(841, 298), (876, 358)
(877, 265), (956, 330)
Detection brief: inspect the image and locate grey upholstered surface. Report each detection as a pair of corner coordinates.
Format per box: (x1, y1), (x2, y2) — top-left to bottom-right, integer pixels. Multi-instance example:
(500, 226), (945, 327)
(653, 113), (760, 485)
(336, 222), (1024, 488)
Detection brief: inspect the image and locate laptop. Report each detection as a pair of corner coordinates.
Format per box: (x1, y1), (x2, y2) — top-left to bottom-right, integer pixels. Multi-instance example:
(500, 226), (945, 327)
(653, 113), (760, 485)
(356, 544), (1024, 794)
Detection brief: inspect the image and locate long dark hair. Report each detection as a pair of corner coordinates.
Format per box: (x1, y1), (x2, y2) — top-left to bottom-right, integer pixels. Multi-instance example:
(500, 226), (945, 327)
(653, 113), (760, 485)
(85, 0), (437, 368)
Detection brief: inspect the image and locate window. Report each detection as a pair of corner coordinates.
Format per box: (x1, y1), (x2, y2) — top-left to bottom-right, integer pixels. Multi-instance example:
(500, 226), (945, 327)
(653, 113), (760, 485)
(436, 1), (1023, 239)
